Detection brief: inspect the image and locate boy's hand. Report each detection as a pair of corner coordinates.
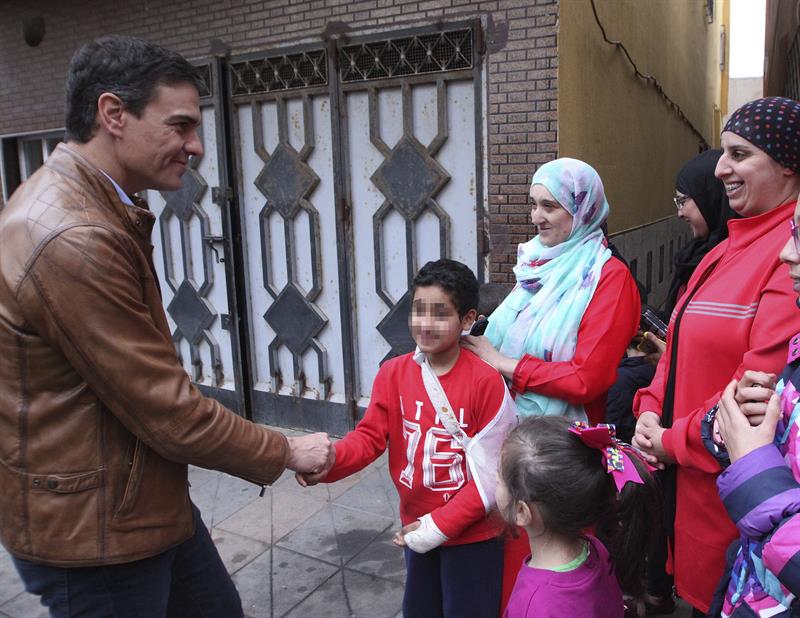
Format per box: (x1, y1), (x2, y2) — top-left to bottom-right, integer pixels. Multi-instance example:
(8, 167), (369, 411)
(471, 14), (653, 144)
(392, 521), (420, 547)
(286, 432), (333, 474)
(393, 514), (448, 553)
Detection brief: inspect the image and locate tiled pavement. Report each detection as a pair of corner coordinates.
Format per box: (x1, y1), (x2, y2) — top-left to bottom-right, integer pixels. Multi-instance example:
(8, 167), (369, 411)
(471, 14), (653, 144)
(0, 425), (692, 618)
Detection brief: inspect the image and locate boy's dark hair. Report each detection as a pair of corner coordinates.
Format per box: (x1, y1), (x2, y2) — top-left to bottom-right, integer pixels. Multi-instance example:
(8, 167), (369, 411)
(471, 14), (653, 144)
(412, 259), (479, 318)
(478, 282), (511, 317)
(500, 416), (660, 600)
(65, 35), (203, 143)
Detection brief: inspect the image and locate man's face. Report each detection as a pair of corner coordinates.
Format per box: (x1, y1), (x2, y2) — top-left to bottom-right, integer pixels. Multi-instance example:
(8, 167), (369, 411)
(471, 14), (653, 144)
(117, 81), (202, 193)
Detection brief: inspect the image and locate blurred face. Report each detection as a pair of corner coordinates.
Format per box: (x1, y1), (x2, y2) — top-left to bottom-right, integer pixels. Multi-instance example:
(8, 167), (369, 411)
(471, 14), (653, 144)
(675, 193), (709, 239)
(410, 285), (474, 357)
(530, 184), (573, 247)
(779, 197), (800, 297)
(716, 132), (794, 217)
(118, 82), (203, 193)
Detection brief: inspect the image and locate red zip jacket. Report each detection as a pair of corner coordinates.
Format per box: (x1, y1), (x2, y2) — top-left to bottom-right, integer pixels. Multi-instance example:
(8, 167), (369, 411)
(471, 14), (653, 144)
(511, 257), (641, 425)
(633, 201), (799, 612)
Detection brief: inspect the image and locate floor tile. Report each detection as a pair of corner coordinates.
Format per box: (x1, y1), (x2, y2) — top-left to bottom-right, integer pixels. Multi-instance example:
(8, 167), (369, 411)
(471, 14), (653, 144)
(231, 548), (271, 618)
(191, 473), (262, 527)
(283, 569), (403, 618)
(332, 467), (399, 520)
(270, 546), (339, 617)
(216, 495), (273, 545)
(269, 485), (330, 543)
(276, 504), (393, 565)
(0, 554), (25, 605)
(0, 592), (48, 618)
(211, 528), (269, 576)
(345, 528), (406, 583)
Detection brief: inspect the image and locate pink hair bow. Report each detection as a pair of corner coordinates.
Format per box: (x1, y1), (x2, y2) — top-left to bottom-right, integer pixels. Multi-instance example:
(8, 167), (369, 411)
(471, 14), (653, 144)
(568, 422), (655, 492)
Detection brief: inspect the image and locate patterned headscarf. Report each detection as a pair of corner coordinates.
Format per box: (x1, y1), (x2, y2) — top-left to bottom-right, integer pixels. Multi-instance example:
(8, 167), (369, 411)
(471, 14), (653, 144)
(723, 97), (800, 172)
(485, 158), (612, 420)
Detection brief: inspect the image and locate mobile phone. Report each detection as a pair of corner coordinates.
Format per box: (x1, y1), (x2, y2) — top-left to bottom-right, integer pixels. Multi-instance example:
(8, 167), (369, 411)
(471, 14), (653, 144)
(470, 317), (489, 336)
(640, 306), (668, 340)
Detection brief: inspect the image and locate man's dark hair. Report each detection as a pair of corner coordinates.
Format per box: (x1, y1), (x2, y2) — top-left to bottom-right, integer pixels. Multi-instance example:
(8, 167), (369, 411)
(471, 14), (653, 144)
(411, 259), (479, 318)
(65, 35), (203, 143)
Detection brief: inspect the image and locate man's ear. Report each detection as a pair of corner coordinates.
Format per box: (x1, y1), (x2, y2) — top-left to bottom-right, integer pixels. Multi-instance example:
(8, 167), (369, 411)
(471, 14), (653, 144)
(96, 92), (126, 138)
(461, 308), (478, 330)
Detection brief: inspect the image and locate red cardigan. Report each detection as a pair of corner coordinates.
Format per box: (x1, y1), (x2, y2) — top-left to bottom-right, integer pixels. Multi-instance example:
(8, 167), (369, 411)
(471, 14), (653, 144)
(633, 201), (798, 612)
(510, 256), (641, 425)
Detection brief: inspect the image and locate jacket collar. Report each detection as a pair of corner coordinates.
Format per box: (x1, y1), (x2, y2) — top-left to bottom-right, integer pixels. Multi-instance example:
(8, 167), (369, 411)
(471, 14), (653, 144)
(726, 200), (796, 251)
(45, 143), (156, 239)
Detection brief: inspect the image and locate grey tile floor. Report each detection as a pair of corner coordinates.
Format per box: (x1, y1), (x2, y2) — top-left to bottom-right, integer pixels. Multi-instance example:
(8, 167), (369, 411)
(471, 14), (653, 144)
(0, 425), (693, 618)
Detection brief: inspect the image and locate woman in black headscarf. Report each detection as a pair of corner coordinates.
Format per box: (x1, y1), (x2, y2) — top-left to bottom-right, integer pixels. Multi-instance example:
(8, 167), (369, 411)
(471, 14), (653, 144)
(664, 149), (734, 317)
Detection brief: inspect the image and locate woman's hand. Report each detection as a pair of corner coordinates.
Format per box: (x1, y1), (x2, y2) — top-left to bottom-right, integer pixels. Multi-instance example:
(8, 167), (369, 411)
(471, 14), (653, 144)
(717, 379), (782, 463)
(732, 370), (777, 426)
(642, 331), (666, 364)
(633, 411), (673, 469)
(461, 335), (519, 379)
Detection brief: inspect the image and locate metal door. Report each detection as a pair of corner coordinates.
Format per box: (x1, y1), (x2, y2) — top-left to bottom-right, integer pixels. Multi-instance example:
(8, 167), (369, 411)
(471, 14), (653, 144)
(158, 21), (485, 433)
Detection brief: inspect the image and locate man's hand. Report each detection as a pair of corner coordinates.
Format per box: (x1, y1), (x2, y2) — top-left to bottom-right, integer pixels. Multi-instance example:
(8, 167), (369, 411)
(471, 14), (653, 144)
(286, 432), (333, 474)
(733, 370), (777, 426)
(294, 445), (336, 487)
(717, 380), (782, 463)
(633, 411), (671, 469)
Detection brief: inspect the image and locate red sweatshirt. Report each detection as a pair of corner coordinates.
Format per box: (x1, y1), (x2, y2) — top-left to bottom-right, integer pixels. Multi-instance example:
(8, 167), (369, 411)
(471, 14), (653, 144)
(325, 349), (511, 545)
(510, 257), (641, 425)
(633, 201), (799, 612)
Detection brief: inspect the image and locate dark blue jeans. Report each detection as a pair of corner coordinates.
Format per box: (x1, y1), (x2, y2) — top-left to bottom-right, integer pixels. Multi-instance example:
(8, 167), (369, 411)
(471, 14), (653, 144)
(403, 537), (503, 618)
(12, 503), (243, 618)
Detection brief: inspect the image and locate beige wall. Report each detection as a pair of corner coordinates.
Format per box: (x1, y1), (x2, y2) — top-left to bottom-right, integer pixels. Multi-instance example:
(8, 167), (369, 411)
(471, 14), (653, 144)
(558, 0), (727, 233)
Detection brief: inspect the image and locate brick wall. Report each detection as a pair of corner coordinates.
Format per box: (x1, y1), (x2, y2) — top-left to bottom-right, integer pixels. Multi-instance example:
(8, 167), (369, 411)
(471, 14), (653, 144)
(0, 0), (558, 282)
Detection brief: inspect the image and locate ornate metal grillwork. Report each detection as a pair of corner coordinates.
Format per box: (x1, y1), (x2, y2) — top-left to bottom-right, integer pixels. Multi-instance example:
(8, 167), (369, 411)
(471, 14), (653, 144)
(340, 29), (472, 83)
(250, 97), (330, 397)
(160, 129), (225, 386)
(230, 51), (327, 96)
(195, 63), (213, 98)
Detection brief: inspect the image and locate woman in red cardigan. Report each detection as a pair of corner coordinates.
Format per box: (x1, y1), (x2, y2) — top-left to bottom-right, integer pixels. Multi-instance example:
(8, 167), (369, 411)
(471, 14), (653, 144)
(633, 97), (800, 617)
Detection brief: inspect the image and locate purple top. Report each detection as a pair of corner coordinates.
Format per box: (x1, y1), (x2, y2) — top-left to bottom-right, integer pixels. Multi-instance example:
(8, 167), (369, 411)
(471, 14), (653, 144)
(503, 535), (623, 618)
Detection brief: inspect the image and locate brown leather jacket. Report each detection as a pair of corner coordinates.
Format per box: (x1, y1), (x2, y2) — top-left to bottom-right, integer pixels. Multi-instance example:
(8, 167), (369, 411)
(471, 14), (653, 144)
(0, 145), (288, 567)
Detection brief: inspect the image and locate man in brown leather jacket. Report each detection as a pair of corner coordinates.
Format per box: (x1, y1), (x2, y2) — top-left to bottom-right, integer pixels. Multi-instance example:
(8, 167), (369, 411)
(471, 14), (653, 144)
(0, 35), (334, 617)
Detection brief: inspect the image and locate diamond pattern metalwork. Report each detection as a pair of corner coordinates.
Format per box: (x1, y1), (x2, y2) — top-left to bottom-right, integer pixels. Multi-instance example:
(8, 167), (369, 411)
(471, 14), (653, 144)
(371, 136), (449, 219)
(195, 63), (213, 98)
(264, 285), (326, 356)
(167, 280), (215, 345)
(255, 143), (319, 218)
(376, 291), (415, 361)
(340, 29), (472, 83)
(163, 167), (207, 221)
(230, 50), (327, 96)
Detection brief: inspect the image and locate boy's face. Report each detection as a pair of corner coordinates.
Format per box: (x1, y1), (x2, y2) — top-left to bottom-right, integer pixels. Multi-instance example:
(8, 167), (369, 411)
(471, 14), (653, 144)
(410, 285), (475, 357)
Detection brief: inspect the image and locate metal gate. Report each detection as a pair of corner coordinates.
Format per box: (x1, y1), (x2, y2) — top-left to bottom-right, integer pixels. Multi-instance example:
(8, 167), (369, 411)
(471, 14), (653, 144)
(156, 21), (485, 434)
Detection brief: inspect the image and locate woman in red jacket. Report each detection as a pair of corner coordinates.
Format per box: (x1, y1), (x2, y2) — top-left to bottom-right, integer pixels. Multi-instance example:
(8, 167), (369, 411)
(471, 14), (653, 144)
(462, 157), (641, 613)
(633, 97), (800, 617)
(462, 157), (640, 426)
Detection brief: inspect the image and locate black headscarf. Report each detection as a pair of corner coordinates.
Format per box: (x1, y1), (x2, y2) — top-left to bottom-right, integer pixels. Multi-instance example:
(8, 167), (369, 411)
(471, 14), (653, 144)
(664, 149), (735, 316)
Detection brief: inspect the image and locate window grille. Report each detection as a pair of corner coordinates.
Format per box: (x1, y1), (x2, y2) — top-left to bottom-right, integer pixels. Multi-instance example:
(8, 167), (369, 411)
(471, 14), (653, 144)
(229, 50), (328, 96)
(195, 63), (213, 98)
(339, 29), (473, 83)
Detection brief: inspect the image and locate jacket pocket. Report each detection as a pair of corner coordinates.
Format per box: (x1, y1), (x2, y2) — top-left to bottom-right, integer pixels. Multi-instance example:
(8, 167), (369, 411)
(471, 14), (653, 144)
(113, 439), (146, 520)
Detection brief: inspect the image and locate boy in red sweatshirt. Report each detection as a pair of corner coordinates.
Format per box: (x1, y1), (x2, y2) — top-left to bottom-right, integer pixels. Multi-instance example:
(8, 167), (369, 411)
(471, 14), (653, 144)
(298, 259), (517, 617)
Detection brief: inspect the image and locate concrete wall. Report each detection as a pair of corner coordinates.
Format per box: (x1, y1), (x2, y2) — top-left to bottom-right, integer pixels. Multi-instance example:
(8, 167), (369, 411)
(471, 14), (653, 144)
(557, 0), (727, 234)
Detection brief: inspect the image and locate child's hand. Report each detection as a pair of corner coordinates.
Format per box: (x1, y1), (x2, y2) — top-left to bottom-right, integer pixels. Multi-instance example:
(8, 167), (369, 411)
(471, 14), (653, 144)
(733, 370), (777, 426)
(393, 515), (448, 553)
(392, 521), (421, 547)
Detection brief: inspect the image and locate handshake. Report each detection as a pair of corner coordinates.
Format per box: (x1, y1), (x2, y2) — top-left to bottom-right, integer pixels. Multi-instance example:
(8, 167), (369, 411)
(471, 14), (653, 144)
(285, 432), (336, 487)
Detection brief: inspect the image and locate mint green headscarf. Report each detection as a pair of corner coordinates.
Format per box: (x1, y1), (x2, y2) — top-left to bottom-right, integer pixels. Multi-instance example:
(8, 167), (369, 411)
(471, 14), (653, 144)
(485, 158), (611, 419)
